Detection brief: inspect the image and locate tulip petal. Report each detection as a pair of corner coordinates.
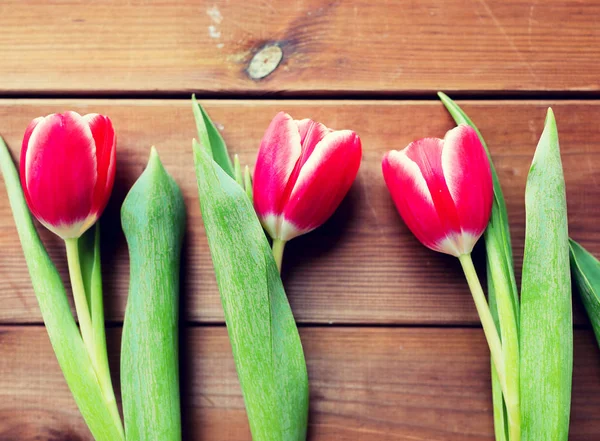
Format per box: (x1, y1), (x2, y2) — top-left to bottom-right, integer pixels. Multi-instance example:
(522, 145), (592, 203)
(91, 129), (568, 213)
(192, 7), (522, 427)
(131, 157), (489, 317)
(382, 148), (459, 254)
(20, 116), (44, 211)
(84, 113), (116, 216)
(403, 138), (462, 238)
(23, 111), (97, 234)
(253, 112), (302, 238)
(442, 124), (493, 240)
(295, 118), (331, 164)
(280, 130), (361, 241)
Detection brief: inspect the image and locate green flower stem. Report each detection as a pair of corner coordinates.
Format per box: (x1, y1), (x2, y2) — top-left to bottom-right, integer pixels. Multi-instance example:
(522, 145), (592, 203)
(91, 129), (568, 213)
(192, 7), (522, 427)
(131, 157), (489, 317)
(65, 238), (95, 362)
(459, 253), (507, 395)
(272, 239), (286, 273)
(65, 236), (124, 440)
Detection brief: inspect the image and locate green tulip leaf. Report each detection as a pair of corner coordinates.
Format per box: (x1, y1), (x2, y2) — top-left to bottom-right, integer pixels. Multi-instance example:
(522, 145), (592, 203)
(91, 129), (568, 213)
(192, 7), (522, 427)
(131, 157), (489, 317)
(193, 139), (308, 441)
(192, 94), (235, 178)
(569, 239), (600, 347)
(78, 225), (112, 379)
(120, 147), (185, 441)
(487, 268), (509, 441)
(520, 109), (572, 441)
(77, 227), (96, 312)
(0, 137), (124, 441)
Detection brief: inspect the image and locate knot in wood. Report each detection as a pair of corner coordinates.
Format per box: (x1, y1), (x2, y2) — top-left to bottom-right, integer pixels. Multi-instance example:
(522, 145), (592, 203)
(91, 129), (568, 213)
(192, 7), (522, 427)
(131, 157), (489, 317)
(247, 44), (283, 80)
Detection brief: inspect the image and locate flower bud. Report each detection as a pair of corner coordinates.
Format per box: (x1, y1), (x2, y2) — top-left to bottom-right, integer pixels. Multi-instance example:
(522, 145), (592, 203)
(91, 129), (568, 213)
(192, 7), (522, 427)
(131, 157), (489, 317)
(20, 111), (116, 239)
(253, 112), (362, 241)
(382, 124), (493, 257)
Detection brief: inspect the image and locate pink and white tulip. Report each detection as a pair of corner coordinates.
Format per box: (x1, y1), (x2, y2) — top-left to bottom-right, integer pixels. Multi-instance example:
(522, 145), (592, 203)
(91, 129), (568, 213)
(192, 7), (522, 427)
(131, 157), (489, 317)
(253, 112), (362, 242)
(382, 124), (493, 257)
(20, 111), (116, 239)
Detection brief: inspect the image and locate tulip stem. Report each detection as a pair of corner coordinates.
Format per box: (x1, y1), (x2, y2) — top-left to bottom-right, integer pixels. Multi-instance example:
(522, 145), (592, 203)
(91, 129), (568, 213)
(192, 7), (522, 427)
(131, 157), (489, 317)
(458, 253), (507, 396)
(272, 239), (286, 273)
(65, 237), (125, 439)
(65, 238), (96, 363)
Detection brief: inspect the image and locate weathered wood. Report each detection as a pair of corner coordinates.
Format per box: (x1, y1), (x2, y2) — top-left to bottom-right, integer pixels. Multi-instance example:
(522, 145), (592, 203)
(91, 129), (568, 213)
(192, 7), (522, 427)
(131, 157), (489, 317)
(0, 100), (599, 325)
(0, 1), (598, 94)
(1, 326), (599, 440)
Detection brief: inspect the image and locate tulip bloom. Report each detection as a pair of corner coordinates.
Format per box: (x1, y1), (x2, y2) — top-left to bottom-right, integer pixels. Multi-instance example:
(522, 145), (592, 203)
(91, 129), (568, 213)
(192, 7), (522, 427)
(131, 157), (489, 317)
(382, 124), (493, 257)
(382, 125), (508, 428)
(20, 111), (116, 240)
(253, 112), (362, 270)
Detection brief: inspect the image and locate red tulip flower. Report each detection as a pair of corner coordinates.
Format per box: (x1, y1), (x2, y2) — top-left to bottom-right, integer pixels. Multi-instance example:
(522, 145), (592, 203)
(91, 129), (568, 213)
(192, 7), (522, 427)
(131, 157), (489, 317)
(382, 124), (507, 424)
(253, 111), (362, 270)
(20, 111), (116, 239)
(382, 124), (493, 257)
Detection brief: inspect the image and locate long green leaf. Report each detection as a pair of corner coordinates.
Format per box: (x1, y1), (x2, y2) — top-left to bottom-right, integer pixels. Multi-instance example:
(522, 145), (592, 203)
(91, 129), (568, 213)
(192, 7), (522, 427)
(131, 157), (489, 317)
(0, 137), (124, 441)
(77, 228), (96, 313)
(192, 94), (235, 178)
(569, 239), (600, 346)
(520, 109), (572, 441)
(121, 147), (185, 441)
(438, 92), (519, 440)
(193, 140), (308, 441)
(488, 267), (509, 441)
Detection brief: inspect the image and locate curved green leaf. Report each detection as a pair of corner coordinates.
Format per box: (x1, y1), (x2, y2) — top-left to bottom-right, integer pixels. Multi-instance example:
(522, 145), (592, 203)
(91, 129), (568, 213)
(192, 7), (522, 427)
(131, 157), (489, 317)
(193, 140), (308, 441)
(520, 109), (572, 441)
(121, 147), (185, 441)
(569, 239), (600, 346)
(192, 94), (235, 178)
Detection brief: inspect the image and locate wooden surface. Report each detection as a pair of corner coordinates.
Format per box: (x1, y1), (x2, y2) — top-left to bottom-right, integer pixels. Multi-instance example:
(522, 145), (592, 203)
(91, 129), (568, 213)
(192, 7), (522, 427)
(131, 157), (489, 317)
(2, 327), (600, 441)
(1, 100), (600, 325)
(0, 0), (599, 94)
(1, 100), (600, 439)
(2, 0), (600, 439)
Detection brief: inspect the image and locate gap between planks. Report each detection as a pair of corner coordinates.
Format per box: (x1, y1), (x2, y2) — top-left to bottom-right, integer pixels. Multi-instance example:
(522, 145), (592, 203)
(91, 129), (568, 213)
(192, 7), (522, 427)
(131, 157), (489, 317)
(0, 91), (600, 101)
(0, 322), (594, 331)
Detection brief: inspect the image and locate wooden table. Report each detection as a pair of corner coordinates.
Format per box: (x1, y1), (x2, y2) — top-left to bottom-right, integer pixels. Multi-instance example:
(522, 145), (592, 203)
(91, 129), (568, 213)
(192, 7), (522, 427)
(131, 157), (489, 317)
(1, 1), (600, 440)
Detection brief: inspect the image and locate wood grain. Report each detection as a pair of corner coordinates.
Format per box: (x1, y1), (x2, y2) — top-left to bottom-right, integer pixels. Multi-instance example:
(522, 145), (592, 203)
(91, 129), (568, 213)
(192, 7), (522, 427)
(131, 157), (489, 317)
(1, 325), (599, 441)
(1, 99), (599, 325)
(0, 0), (598, 94)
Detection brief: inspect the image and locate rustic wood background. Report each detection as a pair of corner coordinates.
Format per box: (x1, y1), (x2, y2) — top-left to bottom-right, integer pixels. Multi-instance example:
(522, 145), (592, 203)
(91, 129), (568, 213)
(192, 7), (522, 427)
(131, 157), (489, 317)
(1, 1), (599, 440)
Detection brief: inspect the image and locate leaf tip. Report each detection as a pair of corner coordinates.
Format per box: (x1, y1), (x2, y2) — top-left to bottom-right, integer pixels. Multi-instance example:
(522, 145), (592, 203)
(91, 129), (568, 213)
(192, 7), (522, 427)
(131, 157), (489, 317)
(233, 154), (244, 186)
(545, 107), (556, 127)
(147, 147), (165, 173)
(192, 138), (201, 153)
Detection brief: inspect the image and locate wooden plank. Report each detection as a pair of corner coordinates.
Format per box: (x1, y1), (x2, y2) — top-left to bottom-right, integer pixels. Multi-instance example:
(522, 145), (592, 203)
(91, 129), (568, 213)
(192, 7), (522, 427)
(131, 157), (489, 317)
(0, 1), (599, 94)
(0, 99), (599, 325)
(1, 326), (599, 440)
